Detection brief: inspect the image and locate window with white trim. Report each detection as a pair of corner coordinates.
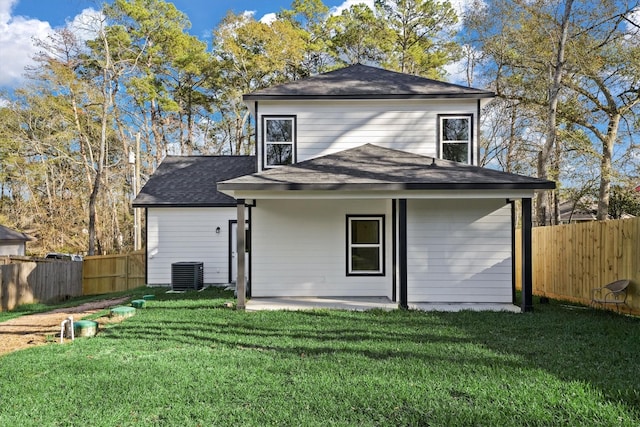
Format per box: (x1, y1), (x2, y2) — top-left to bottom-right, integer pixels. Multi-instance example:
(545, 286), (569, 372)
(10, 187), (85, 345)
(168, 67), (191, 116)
(439, 115), (472, 164)
(347, 216), (384, 276)
(263, 116), (295, 167)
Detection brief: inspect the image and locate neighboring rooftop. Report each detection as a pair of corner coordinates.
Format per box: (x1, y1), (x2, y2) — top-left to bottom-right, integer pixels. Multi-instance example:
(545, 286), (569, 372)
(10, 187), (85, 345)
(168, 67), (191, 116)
(243, 63), (495, 101)
(558, 201), (597, 223)
(133, 156), (256, 207)
(218, 144), (555, 192)
(0, 225), (35, 242)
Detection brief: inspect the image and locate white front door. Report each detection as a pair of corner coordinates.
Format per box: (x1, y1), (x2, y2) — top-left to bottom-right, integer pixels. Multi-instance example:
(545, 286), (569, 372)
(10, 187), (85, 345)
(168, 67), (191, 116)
(230, 222), (249, 283)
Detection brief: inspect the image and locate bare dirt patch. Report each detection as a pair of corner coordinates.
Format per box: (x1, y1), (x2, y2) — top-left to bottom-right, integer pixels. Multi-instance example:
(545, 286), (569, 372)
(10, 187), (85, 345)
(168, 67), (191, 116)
(0, 297), (131, 356)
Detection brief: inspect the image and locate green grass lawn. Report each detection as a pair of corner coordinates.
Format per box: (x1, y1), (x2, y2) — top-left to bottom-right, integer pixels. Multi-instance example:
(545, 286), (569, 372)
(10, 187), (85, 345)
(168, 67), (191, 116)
(1, 287), (639, 426)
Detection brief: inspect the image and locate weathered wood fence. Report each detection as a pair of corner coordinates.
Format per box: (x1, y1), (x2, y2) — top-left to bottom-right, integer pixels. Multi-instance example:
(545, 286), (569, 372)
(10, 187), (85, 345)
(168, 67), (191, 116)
(516, 217), (639, 313)
(0, 259), (83, 311)
(0, 252), (146, 311)
(82, 252), (145, 295)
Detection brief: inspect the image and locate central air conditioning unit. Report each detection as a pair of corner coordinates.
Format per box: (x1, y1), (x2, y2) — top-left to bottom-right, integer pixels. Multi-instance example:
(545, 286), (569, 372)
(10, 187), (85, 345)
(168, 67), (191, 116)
(171, 262), (204, 291)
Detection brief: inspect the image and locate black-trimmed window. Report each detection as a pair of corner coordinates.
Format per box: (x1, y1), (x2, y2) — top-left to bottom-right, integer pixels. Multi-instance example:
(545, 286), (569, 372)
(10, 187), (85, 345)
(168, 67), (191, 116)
(439, 115), (472, 164)
(347, 216), (384, 276)
(263, 116), (296, 167)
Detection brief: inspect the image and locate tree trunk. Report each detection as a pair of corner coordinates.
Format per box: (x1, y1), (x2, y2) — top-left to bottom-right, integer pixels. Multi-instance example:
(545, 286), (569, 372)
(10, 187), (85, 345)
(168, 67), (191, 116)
(151, 99), (165, 165)
(536, 0), (573, 226)
(89, 26), (112, 256)
(87, 171), (101, 255)
(597, 114), (620, 220)
(506, 102), (517, 173)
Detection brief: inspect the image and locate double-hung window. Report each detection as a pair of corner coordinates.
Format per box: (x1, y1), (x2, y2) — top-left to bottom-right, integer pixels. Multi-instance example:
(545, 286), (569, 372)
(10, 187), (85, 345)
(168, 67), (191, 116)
(347, 216), (384, 276)
(263, 116), (296, 167)
(439, 115), (472, 164)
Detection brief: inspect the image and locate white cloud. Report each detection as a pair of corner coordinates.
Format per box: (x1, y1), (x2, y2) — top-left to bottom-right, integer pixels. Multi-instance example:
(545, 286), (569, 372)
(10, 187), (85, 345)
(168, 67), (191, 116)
(0, 1), (100, 88)
(67, 8), (103, 41)
(259, 12), (277, 25)
(241, 10), (256, 20)
(0, 0), (53, 86)
(331, 0), (375, 15)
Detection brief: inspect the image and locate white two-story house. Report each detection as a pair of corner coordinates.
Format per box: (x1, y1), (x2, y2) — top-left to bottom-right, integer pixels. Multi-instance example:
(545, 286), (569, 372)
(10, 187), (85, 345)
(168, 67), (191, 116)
(217, 64), (554, 311)
(135, 64), (553, 311)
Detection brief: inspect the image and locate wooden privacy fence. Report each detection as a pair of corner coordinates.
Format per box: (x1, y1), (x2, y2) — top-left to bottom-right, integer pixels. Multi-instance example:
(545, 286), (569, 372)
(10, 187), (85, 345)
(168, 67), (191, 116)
(516, 217), (640, 313)
(82, 252), (145, 295)
(0, 259), (83, 311)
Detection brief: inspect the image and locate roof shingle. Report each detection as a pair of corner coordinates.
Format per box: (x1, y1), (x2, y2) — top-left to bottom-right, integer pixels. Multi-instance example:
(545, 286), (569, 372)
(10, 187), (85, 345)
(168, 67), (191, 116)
(0, 225), (35, 242)
(133, 156), (256, 207)
(218, 144), (555, 192)
(243, 64), (494, 100)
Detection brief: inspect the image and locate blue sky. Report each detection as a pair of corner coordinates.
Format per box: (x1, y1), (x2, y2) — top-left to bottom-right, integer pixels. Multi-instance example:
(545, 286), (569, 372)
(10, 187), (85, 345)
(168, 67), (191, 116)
(0, 0), (366, 88)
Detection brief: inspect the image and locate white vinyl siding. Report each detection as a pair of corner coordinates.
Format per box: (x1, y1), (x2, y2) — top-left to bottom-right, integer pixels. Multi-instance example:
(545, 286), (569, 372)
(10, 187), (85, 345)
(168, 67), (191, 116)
(250, 199), (392, 297)
(146, 207), (238, 285)
(256, 99), (479, 171)
(0, 243), (26, 256)
(406, 199), (512, 303)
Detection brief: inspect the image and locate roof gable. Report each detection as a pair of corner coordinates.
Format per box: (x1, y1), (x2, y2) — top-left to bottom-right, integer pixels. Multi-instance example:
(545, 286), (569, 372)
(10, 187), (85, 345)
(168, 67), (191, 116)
(243, 64), (494, 101)
(133, 156), (256, 207)
(218, 144), (555, 192)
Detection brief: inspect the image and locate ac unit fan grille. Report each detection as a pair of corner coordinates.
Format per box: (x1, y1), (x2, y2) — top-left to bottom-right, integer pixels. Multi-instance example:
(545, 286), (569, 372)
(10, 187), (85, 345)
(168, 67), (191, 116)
(171, 262), (204, 291)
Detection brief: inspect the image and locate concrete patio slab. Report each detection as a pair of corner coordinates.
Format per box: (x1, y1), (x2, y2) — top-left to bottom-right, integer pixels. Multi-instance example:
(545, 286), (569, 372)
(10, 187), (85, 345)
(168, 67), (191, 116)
(245, 297), (397, 311)
(244, 297), (522, 313)
(408, 303), (521, 313)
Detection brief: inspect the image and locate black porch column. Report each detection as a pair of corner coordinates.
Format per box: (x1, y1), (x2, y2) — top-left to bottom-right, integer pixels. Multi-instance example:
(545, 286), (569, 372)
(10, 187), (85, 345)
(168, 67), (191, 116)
(236, 199), (246, 310)
(399, 199), (408, 309)
(522, 198), (533, 312)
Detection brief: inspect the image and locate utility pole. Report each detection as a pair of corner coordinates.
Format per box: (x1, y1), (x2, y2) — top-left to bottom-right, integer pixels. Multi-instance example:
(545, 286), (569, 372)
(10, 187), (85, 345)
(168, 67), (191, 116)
(129, 134), (142, 251)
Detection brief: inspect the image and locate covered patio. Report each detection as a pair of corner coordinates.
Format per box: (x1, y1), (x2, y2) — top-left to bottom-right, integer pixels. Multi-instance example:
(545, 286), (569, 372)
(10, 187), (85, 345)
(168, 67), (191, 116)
(219, 144), (555, 313)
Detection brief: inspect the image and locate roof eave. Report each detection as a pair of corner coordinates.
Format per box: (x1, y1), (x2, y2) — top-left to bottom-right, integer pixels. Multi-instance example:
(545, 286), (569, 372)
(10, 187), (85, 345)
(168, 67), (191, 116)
(243, 93), (495, 101)
(132, 202), (238, 208)
(217, 182), (555, 192)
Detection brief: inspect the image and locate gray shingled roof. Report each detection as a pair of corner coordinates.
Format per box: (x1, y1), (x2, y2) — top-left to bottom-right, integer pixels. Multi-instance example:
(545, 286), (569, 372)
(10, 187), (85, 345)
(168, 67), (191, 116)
(218, 144), (555, 192)
(133, 156), (256, 207)
(0, 225), (35, 242)
(243, 64), (494, 100)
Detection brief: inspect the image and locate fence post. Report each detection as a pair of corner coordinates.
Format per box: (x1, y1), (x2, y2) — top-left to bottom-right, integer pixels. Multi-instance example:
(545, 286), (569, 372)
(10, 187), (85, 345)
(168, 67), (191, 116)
(126, 253), (130, 290)
(522, 198), (533, 312)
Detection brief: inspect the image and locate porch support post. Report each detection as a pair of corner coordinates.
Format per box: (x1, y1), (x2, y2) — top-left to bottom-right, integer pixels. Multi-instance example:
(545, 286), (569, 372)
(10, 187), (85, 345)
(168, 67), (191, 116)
(510, 200), (516, 305)
(236, 199), (246, 310)
(522, 197), (533, 312)
(399, 199), (408, 309)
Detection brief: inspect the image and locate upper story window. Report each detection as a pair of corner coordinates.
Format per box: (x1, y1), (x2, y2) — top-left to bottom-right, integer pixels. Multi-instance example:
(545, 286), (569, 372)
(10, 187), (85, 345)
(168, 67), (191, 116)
(263, 116), (296, 168)
(439, 115), (472, 164)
